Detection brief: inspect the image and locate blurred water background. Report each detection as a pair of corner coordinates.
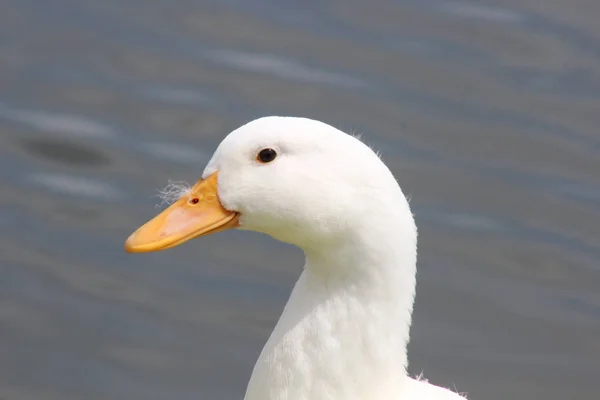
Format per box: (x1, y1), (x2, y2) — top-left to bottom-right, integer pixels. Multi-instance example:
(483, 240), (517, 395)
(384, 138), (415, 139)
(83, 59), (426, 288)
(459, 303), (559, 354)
(0, 0), (599, 399)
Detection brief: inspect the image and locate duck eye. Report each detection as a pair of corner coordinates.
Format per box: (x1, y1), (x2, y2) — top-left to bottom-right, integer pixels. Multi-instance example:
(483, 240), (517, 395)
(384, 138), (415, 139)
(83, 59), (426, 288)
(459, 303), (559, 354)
(257, 148), (277, 163)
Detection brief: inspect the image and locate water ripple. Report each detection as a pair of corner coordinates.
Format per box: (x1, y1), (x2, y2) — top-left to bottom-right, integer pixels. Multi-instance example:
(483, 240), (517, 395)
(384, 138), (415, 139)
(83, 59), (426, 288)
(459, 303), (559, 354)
(204, 49), (370, 89)
(0, 103), (117, 139)
(139, 142), (211, 165)
(434, 1), (525, 23)
(26, 173), (122, 200)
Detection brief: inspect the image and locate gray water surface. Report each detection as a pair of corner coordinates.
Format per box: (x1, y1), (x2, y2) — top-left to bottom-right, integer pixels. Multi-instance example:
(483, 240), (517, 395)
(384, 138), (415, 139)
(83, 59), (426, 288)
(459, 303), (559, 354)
(1, 1), (599, 399)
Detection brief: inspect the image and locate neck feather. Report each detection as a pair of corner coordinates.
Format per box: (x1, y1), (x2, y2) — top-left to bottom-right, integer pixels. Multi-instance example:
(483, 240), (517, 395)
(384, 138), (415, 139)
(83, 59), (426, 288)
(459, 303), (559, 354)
(245, 213), (417, 400)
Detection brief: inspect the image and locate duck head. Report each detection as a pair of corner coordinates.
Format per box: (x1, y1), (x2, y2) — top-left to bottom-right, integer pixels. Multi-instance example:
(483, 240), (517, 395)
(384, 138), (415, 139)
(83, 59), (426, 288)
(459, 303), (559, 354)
(125, 116), (412, 253)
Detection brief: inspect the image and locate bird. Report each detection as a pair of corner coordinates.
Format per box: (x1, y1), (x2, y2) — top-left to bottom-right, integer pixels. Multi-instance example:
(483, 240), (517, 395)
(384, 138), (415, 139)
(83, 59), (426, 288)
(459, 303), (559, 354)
(125, 116), (467, 400)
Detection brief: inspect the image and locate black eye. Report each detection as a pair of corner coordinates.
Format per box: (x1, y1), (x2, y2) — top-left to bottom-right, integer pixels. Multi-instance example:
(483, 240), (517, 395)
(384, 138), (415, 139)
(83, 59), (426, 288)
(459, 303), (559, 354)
(257, 148), (277, 163)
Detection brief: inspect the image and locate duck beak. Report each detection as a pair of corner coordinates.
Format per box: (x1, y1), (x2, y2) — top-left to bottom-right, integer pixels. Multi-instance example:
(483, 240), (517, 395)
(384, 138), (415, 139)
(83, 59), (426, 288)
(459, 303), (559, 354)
(124, 172), (238, 253)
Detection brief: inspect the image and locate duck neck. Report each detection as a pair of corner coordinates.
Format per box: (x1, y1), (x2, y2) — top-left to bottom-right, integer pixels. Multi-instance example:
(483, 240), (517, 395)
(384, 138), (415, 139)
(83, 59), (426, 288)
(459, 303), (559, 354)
(245, 218), (417, 400)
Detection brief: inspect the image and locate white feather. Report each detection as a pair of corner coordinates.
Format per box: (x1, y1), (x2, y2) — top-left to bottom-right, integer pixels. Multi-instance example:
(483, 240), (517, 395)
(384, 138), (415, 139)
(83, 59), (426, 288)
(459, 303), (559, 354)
(196, 116), (467, 399)
(156, 180), (191, 207)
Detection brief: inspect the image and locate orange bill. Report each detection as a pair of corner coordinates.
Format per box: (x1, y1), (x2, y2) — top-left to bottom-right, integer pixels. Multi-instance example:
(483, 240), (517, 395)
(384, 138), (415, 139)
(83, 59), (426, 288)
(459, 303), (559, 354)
(124, 172), (238, 253)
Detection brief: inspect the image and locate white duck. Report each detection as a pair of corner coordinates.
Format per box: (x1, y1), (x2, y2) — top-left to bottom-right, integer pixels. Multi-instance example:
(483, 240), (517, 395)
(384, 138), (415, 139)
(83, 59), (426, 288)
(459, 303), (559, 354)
(125, 117), (467, 400)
